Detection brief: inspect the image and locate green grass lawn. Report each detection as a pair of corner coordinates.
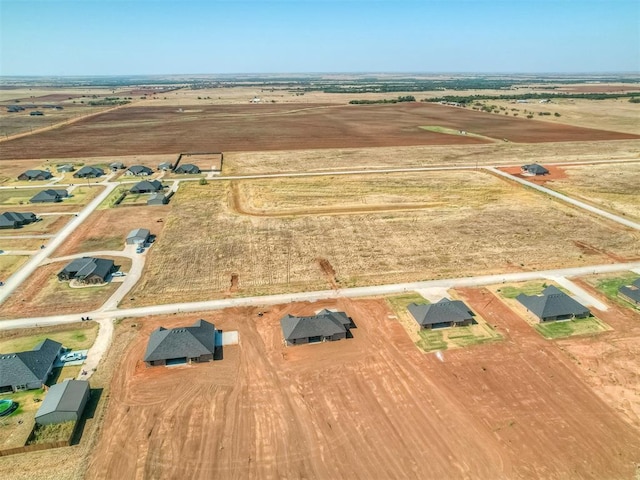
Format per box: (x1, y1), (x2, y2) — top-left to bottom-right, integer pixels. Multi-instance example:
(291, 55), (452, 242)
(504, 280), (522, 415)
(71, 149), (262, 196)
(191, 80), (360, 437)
(535, 316), (609, 339)
(0, 323), (98, 353)
(0, 188), (47, 205)
(386, 292), (428, 311)
(595, 274), (639, 302)
(498, 281), (569, 299)
(416, 328), (448, 352)
(416, 323), (502, 352)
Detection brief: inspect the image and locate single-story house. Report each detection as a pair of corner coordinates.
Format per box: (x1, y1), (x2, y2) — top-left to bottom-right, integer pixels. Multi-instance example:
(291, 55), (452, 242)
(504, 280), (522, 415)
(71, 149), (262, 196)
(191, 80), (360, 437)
(130, 180), (163, 194)
(521, 164), (549, 176)
(30, 111), (44, 116)
(57, 257), (115, 284)
(0, 211), (37, 229)
(158, 162), (173, 171)
(147, 193), (168, 205)
(618, 278), (640, 305)
(35, 379), (90, 425)
(144, 319), (217, 366)
(18, 169), (52, 181)
(126, 165), (153, 176)
(109, 162), (125, 171)
(0, 339), (63, 393)
(56, 164), (75, 173)
(280, 309), (354, 346)
(408, 298), (475, 329)
(30, 189), (68, 203)
(174, 163), (201, 174)
(73, 166), (104, 178)
(126, 228), (150, 245)
(516, 285), (591, 322)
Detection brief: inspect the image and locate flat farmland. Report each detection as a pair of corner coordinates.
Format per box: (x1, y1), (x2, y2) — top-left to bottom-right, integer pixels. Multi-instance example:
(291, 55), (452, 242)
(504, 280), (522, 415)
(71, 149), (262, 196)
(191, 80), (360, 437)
(123, 172), (640, 307)
(543, 162), (640, 222)
(84, 299), (640, 479)
(1, 102), (638, 160)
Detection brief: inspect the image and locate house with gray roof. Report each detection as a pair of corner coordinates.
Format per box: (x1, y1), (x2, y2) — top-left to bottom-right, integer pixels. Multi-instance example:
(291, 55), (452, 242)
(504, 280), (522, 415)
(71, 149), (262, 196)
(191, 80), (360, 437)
(619, 278), (640, 305)
(516, 285), (591, 322)
(56, 164), (75, 173)
(130, 180), (163, 194)
(147, 193), (168, 205)
(126, 165), (153, 176)
(158, 162), (173, 171)
(280, 309), (354, 346)
(30, 189), (68, 203)
(57, 257), (115, 284)
(408, 298), (475, 329)
(0, 339), (63, 393)
(18, 169), (52, 181)
(35, 379), (90, 425)
(109, 162), (125, 171)
(144, 319), (217, 366)
(0, 211), (37, 229)
(521, 164), (549, 176)
(174, 163), (201, 174)
(73, 166), (104, 178)
(126, 228), (150, 245)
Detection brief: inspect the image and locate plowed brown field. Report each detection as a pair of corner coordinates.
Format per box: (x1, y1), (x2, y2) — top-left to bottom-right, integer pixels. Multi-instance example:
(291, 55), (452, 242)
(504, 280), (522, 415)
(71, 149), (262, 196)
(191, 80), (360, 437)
(85, 297), (640, 479)
(1, 102), (637, 160)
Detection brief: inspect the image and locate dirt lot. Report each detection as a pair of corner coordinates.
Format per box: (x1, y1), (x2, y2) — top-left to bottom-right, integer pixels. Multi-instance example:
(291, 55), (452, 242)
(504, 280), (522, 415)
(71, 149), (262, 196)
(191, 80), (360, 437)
(52, 205), (170, 257)
(1, 102), (637, 160)
(124, 174), (640, 307)
(83, 298), (640, 479)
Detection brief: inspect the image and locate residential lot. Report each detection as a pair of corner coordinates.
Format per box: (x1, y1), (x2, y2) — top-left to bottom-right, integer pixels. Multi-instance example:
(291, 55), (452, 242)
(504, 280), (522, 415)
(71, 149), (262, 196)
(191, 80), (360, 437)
(0, 258), (130, 319)
(0, 255), (29, 281)
(84, 299), (640, 479)
(123, 173), (640, 307)
(1, 102), (637, 160)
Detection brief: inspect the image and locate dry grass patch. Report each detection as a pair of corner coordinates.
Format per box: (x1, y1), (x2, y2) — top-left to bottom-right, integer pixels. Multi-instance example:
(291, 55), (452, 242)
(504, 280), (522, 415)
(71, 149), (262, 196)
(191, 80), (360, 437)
(545, 162), (640, 222)
(124, 173), (639, 308)
(0, 255), (29, 279)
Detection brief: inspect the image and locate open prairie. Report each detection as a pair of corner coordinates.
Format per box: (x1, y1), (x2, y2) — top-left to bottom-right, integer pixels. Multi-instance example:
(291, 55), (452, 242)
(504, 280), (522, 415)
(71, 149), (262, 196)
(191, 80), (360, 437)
(123, 172), (640, 307)
(85, 298), (640, 479)
(1, 102), (638, 160)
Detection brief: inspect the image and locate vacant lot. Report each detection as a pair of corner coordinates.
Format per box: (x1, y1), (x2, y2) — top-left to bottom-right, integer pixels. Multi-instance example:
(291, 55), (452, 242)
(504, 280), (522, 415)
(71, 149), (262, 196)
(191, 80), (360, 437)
(84, 299), (640, 479)
(543, 162), (640, 222)
(123, 173), (640, 307)
(1, 102), (637, 160)
(0, 254), (29, 280)
(0, 257), (130, 319)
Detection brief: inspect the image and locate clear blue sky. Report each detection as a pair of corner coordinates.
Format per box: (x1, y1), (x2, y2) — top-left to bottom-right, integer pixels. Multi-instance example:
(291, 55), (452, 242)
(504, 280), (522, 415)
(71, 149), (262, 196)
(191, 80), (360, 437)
(1, 0), (638, 75)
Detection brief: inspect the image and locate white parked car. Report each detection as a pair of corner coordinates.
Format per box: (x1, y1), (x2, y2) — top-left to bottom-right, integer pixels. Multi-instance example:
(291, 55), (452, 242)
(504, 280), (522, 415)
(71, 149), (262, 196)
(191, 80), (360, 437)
(112, 271), (126, 277)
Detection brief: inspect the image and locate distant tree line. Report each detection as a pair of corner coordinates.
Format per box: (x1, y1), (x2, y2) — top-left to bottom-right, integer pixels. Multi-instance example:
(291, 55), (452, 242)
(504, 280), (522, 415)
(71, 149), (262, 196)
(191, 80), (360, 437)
(423, 92), (640, 105)
(349, 95), (416, 105)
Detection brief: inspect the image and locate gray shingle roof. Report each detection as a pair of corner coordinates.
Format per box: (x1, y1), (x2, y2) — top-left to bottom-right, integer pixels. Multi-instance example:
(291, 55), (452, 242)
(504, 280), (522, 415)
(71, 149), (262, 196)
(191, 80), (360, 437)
(21, 169), (52, 180)
(521, 164), (549, 175)
(408, 298), (474, 327)
(30, 189), (67, 203)
(0, 211), (36, 228)
(130, 180), (163, 193)
(58, 257), (114, 282)
(0, 339), (62, 389)
(516, 285), (590, 320)
(280, 309), (351, 341)
(128, 165), (153, 175)
(126, 228), (150, 243)
(175, 163), (200, 174)
(619, 279), (640, 303)
(144, 319), (216, 362)
(35, 380), (89, 418)
(73, 166), (104, 178)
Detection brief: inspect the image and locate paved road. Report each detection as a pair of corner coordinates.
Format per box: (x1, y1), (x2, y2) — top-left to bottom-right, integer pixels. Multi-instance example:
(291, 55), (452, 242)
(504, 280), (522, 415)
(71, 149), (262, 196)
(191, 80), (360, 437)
(487, 167), (640, 231)
(0, 183), (117, 304)
(1, 260), (638, 331)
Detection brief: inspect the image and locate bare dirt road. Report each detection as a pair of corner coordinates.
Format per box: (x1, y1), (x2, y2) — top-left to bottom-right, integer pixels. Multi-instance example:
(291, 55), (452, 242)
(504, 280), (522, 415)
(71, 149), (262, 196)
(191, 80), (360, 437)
(85, 297), (640, 480)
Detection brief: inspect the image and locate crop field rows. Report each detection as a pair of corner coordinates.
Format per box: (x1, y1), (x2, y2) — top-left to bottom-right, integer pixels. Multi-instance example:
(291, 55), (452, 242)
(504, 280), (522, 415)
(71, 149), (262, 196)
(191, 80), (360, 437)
(124, 170), (640, 307)
(1, 102), (638, 160)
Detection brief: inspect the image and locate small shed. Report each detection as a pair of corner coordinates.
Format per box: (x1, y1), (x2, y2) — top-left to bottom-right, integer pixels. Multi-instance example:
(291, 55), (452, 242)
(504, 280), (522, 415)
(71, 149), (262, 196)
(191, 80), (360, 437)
(35, 380), (90, 425)
(57, 164), (75, 173)
(158, 162), (173, 171)
(126, 228), (150, 245)
(109, 162), (125, 171)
